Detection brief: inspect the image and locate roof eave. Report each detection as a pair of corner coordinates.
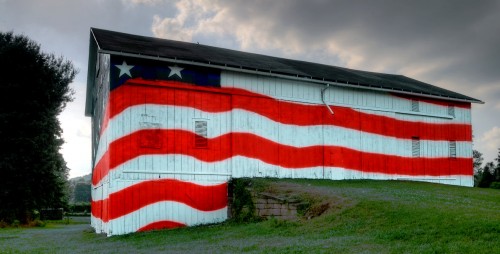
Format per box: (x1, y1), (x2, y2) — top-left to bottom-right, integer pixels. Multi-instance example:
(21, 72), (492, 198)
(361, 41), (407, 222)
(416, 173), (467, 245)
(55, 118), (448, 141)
(84, 28), (100, 116)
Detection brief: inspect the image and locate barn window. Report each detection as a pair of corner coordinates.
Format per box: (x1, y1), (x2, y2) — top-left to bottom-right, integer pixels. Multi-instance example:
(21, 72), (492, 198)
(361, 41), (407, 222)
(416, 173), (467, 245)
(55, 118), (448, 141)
(411, 100), (419, 112)
(412, 137), (420, 157)
(448, 105), (455, 117)
(194, 120), (208, 148)
(449, 141), (457, 158)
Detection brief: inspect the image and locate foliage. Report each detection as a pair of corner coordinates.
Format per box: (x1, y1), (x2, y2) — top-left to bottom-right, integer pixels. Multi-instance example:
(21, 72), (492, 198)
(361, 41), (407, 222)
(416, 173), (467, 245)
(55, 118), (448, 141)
(474, 148), (500, 189)
(28, 219), (46, 227)
(478, 162), (495, 188)
(229, 178), (258, 222)
(67, 174), (91, 204)
(0, 31), (76, 223)
(67, 202), (91, 214)
(73, 182), (91, 203)
(494, 148), (500, 183)
(473, 149), (484, 186)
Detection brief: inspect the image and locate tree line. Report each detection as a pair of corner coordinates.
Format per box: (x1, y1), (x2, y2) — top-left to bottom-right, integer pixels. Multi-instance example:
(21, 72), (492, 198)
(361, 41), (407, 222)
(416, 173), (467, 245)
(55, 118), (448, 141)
(473, 149), (500, 189)
(0, 31), (76, 224)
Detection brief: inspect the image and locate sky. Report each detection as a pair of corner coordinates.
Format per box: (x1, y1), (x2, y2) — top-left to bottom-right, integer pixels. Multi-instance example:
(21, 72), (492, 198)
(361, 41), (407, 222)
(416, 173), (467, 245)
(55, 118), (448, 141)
(1, 0), (499, 178)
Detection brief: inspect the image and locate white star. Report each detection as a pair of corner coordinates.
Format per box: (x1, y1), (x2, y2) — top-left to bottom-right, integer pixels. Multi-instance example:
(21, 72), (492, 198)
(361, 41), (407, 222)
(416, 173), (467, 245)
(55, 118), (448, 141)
(168, 66), (183, 78)
(115, 61), (134, 77)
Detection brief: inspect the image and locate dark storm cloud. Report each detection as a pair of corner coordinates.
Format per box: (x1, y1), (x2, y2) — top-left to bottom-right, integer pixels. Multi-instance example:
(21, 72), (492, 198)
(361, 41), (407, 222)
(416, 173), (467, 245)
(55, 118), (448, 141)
(220, 0), (500, 86)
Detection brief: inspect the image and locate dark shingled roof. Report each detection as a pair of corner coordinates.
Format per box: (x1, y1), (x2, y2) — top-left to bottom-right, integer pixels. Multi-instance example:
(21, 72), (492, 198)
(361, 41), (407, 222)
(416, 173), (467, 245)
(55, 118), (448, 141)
(88, 27), (482, 105)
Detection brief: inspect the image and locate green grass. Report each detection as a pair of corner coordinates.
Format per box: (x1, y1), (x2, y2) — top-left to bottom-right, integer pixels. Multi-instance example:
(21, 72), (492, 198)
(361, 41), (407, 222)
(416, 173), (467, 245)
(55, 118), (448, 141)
(1, 180), (499, 253)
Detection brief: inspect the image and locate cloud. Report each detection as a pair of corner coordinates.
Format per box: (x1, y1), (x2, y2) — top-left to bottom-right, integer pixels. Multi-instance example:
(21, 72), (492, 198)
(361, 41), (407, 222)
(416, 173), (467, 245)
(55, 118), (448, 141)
(478, 126), (500, 162)
(122, 0), (165, 5)
(151, 1), (500, 96)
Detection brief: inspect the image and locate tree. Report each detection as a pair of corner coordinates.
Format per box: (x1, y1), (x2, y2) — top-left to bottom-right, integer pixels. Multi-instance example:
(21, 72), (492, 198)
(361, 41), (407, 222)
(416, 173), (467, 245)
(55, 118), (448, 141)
(473, 150), (484, 187)
(494, 148), (500, 182)
(0, 31), (76, 223)
(73, 182), (91, 203)
(478, 162), (495, 188)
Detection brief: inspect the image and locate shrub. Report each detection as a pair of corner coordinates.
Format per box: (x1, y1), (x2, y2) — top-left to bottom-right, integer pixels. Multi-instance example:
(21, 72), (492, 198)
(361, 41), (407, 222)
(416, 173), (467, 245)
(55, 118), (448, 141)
(230, 178), (258, 222)
(68, 202), (91, 214)
(490, 182), (500, 189)
(12, 220), (20, 227)
(0, 220), (8, 228)
(28, 219), (46, 227)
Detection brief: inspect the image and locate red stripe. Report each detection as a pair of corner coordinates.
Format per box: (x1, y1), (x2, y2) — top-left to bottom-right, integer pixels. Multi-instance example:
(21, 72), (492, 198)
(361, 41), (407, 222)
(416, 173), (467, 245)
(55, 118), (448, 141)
(92, 151), (109, 186)
(101, 80), (472, 142)
(390, 93), (471, 109)
(92, 179), (227, 222)
(138, 221), (186, 232)
(92, 129), (472, 186)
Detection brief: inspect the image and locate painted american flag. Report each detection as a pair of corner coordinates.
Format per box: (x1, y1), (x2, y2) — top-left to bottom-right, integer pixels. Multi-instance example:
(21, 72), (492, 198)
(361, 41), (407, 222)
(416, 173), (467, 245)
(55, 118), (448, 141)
(91, 56), (473, 235)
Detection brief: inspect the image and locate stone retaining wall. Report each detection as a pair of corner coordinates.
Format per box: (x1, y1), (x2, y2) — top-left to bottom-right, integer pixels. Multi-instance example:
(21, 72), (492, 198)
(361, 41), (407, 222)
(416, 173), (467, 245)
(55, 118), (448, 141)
(253, 192), (303, 220)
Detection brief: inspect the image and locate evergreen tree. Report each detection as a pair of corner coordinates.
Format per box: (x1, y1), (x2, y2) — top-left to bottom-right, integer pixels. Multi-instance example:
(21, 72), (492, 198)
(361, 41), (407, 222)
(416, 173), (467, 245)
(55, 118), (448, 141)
(0, 32), (76, 223)
(73, 182), (91, 203)
(473, 150), (484, 187)
(494, 148), (500, 182)
(478, 162), (495, 188)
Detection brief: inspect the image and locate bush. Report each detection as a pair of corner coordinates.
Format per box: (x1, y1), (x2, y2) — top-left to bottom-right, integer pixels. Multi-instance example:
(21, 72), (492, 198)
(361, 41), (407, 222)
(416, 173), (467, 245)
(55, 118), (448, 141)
(0, 220), (8, 228)
(230, 178), (258, 223)
(40, 208), (64, 220)
(11, 220), (20, 227)
(28, 219), (46, 227)
(490, 182), (500, 189)
(67, 202), (91, 214)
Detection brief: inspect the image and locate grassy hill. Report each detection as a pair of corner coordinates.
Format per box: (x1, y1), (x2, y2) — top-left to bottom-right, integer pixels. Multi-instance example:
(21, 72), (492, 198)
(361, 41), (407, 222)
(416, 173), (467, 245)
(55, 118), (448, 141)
(116, 179), (500, 253)
(2, 179), (499, 253)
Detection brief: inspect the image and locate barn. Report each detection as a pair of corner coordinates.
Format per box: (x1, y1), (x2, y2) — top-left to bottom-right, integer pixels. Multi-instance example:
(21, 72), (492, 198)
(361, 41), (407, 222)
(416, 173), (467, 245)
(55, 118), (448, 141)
(85, 28), (482, 236)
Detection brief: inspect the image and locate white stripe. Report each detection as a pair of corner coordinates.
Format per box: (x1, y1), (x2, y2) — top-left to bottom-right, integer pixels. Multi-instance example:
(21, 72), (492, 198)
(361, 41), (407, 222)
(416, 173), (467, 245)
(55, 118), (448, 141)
(92, 176), (228, 202)
(222, 71), (471, 123)
(107, 201), (227, 236)
(92, 154), (471, 190)
(93, 104), (471, 166)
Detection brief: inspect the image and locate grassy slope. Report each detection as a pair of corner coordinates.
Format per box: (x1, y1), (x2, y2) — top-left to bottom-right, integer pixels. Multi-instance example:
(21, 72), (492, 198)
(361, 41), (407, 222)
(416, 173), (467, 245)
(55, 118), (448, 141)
(1, 180), (499, 253)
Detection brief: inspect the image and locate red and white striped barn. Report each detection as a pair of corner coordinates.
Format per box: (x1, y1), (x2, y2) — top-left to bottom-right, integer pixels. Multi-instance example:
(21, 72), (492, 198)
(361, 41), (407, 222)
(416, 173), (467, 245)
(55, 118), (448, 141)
(85, 28), (483, 236)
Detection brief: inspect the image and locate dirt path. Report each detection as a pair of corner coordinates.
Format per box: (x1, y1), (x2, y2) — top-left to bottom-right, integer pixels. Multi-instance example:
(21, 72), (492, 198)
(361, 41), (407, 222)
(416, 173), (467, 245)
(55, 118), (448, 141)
(1, 217), (106, 254)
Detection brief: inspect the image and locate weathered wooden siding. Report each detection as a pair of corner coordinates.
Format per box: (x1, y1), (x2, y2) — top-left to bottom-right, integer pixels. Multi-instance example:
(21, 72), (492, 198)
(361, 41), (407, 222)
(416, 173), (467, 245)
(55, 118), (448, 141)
(91, 60), (473, 236)
(90, 53), (111, 234)
(222, 71), (473, 186)
(91, 79), (231, 236)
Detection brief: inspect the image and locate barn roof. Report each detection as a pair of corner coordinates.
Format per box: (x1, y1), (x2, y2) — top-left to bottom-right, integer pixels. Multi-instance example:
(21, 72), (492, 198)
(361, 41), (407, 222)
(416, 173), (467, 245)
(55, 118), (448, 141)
(86, 27), (482, 115)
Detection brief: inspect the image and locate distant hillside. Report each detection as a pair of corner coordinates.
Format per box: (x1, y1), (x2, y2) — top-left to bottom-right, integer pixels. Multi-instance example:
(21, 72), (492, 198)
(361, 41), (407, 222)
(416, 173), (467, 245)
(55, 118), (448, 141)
(68, 174), (91, 203)
(69, 174), (91, 184)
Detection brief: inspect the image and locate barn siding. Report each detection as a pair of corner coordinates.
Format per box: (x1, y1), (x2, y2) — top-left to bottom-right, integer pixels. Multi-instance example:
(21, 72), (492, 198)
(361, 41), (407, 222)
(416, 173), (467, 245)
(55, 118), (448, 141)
(90, 53), (110, 234)
(91, 58), (473, 236)
(221, 70), (473, 185)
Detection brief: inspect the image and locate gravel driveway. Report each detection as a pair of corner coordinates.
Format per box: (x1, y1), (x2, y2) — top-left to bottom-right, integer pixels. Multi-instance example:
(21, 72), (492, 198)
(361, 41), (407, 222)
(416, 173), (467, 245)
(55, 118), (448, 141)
(0, 217), (137, 254)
